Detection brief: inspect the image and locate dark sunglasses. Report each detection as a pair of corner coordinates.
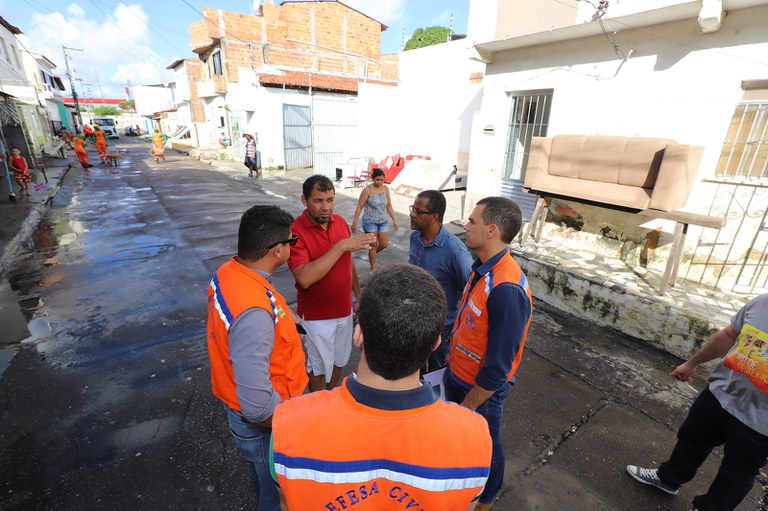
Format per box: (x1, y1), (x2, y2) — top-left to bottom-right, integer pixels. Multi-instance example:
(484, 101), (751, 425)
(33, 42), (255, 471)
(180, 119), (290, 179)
(268, 235), (299, 249)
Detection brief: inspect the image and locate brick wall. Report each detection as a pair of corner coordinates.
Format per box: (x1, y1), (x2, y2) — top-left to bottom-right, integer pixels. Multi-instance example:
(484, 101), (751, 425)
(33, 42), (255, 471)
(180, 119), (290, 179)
(186, 60), (206, 123)
(187, 1), (398, 91)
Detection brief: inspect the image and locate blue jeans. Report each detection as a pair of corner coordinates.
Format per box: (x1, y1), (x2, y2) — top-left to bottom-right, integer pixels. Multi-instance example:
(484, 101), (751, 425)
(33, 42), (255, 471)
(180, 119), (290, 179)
(362, 219), (388, 232)
(444, 372), (511, 504)
(225, 406), (280, 511)
(658, 387), (768, 511)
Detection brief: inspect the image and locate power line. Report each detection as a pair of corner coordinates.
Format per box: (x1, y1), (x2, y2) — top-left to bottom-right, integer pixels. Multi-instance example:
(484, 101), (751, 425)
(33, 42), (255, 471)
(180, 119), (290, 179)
(181, 0), (255, 43)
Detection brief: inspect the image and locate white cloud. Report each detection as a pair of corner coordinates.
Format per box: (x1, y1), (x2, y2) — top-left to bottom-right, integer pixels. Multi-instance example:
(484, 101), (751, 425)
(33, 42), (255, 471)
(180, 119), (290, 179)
(430, 9), (453, 27)
(341, 0), (408, 25)
(22, 3), (172, 97)
(67, 4), (85, 17)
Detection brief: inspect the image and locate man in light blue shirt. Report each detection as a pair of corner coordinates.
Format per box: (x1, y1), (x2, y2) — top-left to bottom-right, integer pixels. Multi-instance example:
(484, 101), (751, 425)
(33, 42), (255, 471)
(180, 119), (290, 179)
(409, 190), (473, 371)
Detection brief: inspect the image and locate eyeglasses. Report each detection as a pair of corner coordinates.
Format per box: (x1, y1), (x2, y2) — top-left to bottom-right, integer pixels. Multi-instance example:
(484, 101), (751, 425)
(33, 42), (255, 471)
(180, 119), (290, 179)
(409, 205), (433, 215)
(268, 235), (299, 249)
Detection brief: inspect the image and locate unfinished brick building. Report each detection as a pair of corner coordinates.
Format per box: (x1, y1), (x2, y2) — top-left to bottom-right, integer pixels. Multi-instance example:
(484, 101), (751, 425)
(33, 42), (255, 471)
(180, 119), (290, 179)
(186, 0), (398, 171)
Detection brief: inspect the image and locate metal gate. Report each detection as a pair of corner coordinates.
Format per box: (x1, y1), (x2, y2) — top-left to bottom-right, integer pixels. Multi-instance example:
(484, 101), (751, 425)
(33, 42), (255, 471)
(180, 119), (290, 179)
(312, 95), (358, 178)
(283, 104), (312, 170)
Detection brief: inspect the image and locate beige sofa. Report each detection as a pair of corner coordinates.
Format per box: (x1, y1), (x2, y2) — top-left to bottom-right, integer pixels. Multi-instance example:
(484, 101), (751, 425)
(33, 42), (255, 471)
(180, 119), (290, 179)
(523, 135), (704, 212)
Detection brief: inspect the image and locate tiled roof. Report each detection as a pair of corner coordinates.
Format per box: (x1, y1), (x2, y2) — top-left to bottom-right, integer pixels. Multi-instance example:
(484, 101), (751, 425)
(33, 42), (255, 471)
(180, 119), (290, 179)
(258, 70), (358, 93)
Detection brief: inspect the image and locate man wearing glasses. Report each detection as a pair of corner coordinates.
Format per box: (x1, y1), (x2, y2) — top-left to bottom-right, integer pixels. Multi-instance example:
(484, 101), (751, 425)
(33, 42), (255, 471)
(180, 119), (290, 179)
(206, 205), (309, 511)
(409, 190), (473, 370)
(289, 175), (376, 392)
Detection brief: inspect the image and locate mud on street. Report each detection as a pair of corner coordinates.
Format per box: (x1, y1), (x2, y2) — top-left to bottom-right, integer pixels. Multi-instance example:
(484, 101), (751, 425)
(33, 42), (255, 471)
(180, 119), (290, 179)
(0, 138), (765, 510)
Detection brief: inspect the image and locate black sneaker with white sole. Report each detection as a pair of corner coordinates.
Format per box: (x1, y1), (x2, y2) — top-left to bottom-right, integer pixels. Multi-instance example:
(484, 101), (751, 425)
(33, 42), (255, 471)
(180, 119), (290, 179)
(626, 465), (680, 495)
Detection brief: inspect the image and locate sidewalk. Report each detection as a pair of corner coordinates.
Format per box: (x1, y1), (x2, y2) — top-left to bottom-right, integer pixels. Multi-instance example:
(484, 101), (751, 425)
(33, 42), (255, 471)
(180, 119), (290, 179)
(0, 156), (75, 270)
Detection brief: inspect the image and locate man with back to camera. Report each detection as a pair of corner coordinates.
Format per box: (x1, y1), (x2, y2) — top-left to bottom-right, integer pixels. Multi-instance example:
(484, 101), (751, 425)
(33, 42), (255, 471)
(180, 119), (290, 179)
(289, 174), (376, 392)
(271, 263), (493, 510)
(409, 189), (473, 371)
(627, 293), (768, 511)
(444, 196), (534, 511)
(206, 205), (309, 511)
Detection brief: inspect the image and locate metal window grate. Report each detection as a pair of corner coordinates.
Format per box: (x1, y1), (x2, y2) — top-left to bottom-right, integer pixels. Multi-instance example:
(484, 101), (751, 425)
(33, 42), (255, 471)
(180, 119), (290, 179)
(715, 102), (768, 179)
(503, 91), (552, 180)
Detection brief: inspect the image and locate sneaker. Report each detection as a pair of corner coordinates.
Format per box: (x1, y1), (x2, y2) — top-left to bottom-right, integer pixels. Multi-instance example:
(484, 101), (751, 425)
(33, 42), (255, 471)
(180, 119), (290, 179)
(626, 465), (679, 495)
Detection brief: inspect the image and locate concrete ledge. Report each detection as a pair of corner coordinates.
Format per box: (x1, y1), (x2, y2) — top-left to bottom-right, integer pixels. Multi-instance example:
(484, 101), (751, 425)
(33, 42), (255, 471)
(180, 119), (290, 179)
(513, 250), (720, 359)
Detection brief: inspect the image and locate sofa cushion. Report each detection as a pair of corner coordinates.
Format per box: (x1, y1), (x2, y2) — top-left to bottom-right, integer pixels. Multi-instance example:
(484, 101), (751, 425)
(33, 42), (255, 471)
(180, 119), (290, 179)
(531, 173), (652, 210)
(618, 137), (674, 188)
(549, 135), (587, 179)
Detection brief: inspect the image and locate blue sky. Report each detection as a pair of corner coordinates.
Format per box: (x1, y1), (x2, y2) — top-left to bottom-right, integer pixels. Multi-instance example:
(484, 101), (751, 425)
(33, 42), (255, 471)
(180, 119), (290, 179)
(1, 0), (469, 98)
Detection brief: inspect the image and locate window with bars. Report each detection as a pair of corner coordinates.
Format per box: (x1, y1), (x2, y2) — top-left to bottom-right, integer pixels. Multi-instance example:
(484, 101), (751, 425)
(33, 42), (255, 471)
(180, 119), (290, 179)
(503, 90), (553, 180)
(715, 81), (768, 179)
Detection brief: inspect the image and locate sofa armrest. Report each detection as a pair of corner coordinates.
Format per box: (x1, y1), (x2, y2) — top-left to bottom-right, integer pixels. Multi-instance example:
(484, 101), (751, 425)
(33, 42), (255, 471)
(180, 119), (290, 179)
(523, 137), (551, 189)
(647, 144), (704, 212)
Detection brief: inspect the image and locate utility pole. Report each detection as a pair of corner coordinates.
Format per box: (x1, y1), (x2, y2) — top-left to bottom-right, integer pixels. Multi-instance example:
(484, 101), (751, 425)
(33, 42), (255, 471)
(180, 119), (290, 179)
(62, 46), (84, 130)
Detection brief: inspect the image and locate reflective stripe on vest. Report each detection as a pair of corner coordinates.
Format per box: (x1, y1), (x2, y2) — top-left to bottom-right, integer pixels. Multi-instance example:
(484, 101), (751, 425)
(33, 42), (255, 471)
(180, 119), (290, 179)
(273, 379), (492, 510)
(449, 251), (533, 388)
(206, 257), (307, 411)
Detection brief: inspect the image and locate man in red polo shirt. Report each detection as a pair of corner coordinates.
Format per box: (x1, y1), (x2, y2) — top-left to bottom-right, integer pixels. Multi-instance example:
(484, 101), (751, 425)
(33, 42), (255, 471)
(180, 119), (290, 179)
(289, 175), (376, 392)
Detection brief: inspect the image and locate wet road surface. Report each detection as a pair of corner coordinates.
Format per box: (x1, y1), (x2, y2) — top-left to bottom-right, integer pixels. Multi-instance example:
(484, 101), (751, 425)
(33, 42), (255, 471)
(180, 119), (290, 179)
(0, 138), (764, 510)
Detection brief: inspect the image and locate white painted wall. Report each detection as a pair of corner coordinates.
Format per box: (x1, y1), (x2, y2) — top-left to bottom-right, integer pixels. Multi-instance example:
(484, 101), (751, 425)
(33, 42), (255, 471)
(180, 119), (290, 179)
(173, 65), (191, 103)
(133, 85), (175, 116)
(356, 39), (486, 173)
(465, 4), (768, 214)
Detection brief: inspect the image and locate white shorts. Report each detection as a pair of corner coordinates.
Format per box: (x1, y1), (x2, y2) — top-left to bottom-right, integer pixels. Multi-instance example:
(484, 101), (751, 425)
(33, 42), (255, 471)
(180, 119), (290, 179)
(300, 314), (354, 383)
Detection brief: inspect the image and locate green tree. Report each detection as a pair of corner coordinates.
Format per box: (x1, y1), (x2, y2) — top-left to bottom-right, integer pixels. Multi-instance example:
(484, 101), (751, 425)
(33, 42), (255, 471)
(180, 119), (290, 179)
(92, 105), (121, 116)
(404, 26), (451, 51)
(118, 100), (135, 111)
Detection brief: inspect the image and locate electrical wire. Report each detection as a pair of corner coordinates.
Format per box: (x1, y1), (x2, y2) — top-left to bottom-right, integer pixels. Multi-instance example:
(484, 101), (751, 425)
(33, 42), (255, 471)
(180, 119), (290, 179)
(571, 0), (768, 67)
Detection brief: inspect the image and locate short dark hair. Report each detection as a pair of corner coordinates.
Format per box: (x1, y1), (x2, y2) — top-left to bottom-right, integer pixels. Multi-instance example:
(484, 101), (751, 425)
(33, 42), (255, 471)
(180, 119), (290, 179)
(371, 168), (385, 179)
(358, 264), (446, 380)
(416, 190), (446, 222)
(237, 205), (294, 261)
(302, 174), (335, 199)
(476, 196), (522, 244)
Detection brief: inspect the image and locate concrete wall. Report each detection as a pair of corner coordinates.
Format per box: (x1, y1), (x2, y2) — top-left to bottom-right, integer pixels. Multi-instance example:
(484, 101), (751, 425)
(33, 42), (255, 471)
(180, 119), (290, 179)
(355, 39), (486, 172)
(133, 86), (174, 117)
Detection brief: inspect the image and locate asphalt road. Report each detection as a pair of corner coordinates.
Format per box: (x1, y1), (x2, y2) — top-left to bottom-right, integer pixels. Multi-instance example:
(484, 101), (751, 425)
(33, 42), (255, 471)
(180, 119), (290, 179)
(0, 138), (764, 510)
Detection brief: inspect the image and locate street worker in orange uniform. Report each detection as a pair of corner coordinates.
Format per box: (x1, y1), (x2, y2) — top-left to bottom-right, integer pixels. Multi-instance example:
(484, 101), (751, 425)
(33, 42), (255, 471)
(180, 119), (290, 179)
(93, 124), (108, 164)
(272, 263), (493, 511)
(72, 134), (91, 168)
(444, 196), (533, 511)
(207, 205), (308, 511)
(151, 129), (167, 163)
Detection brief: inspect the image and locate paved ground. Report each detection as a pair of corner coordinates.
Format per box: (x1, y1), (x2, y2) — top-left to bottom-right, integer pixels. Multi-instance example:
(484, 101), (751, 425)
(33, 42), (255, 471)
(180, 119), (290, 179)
(0, 138), (764, 510)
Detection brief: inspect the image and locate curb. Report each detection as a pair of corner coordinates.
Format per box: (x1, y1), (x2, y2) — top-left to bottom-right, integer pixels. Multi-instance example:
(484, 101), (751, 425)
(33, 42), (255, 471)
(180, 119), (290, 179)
(0, 163), (73, 276)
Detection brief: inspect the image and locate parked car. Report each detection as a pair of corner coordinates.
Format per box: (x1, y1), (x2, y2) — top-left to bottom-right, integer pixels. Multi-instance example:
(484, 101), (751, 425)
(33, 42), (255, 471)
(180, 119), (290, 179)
(92, 117), (119, 139)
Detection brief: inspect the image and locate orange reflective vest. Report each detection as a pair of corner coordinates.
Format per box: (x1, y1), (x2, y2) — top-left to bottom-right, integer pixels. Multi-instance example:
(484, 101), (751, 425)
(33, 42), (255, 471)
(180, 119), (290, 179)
(73, 137), (86, 154)
(449, 251), (533, 388)
(273, 378), (492, 510)
(207, 257), (308, 411)
(94, 129), (107, 145)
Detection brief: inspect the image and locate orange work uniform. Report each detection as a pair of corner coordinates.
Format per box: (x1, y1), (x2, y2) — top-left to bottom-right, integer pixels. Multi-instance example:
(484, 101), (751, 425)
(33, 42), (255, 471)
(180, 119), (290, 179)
(273, 377), (492, 510)
(207, 257), (308, 411)
(73, 136), (89, 167)
(449, 250), (533, 387)
(93, 128), (108, 162)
